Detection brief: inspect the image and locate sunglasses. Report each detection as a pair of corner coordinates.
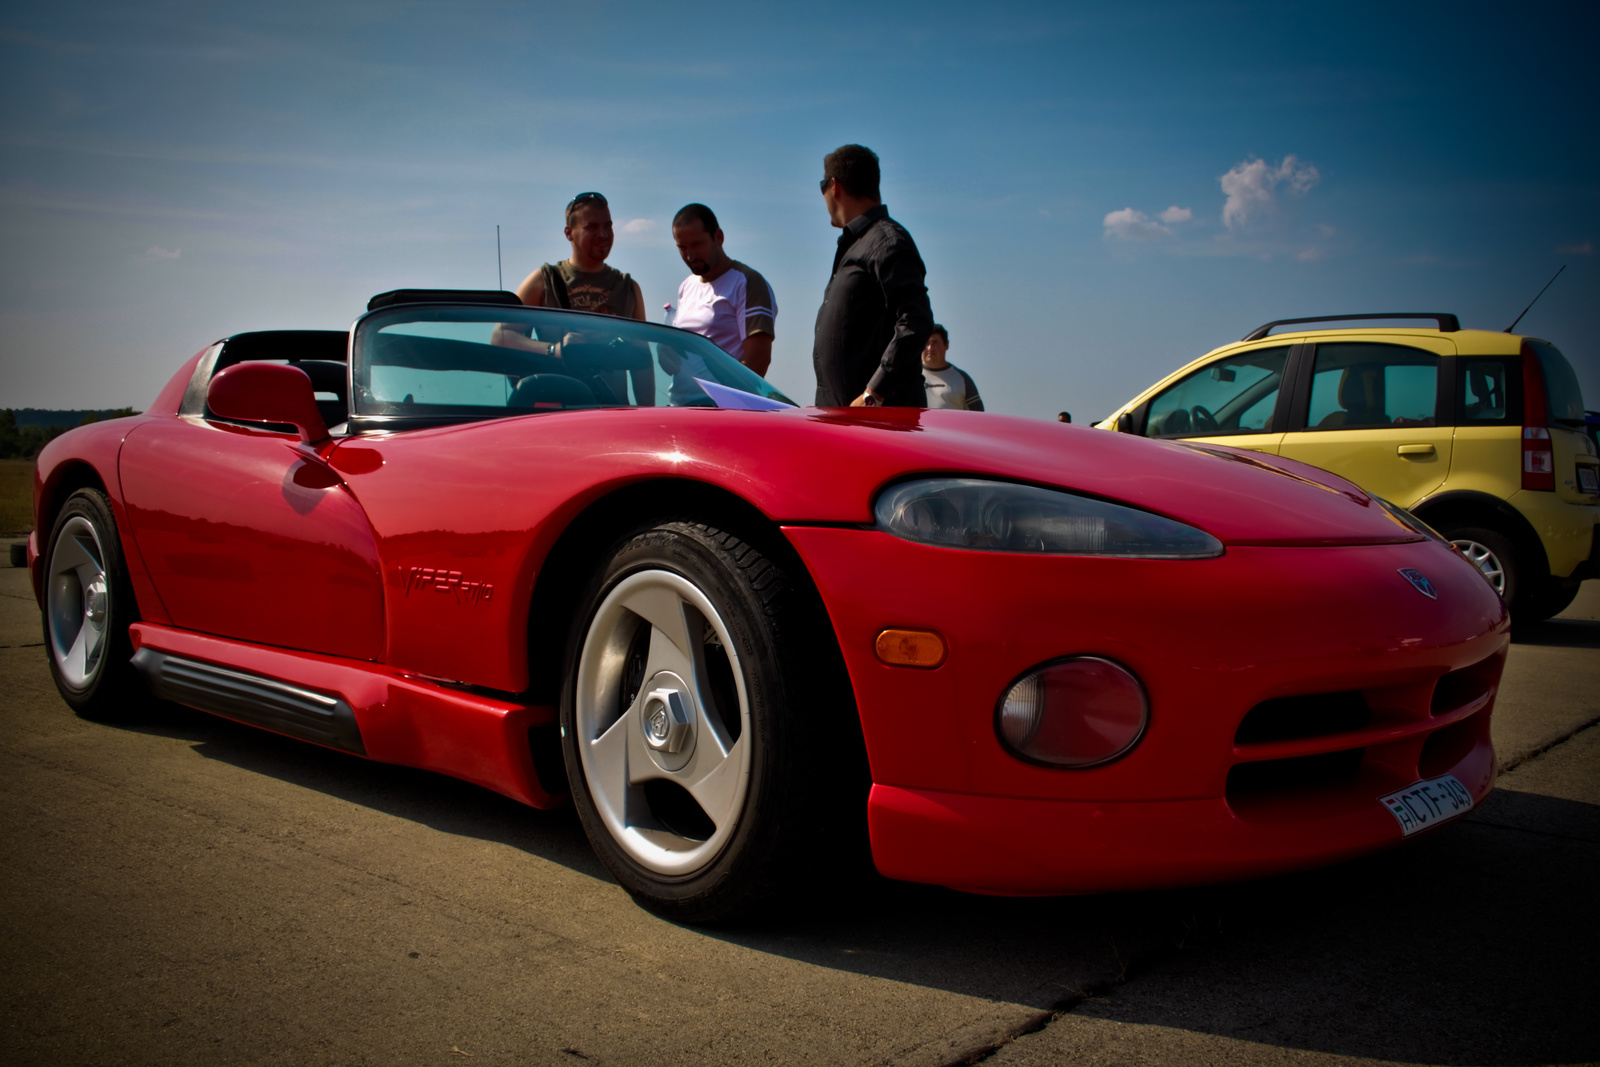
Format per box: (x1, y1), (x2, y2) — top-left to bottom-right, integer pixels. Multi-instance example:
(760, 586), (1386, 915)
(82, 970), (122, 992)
(567, 191), (607, 209)
(819, 177), (831, 193)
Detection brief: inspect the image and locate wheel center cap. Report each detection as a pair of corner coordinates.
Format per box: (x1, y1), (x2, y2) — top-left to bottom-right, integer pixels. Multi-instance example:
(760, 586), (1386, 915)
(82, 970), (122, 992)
(639, 672), (696, 770)
(85, 577), (108, 624)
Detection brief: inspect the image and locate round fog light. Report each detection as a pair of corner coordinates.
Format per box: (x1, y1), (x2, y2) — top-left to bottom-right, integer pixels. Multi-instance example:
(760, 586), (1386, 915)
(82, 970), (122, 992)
(996, 657), (1148, 768)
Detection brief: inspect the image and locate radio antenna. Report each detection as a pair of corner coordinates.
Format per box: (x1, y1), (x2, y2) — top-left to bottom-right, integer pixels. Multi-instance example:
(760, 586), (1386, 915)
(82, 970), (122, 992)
(496, 225), (503, 290)
(1505, 265), (1565, 332)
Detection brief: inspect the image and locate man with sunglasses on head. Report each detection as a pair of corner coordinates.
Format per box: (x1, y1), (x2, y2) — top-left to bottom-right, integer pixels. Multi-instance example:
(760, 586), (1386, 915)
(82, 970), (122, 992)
(813, 144), (934, 408)
(494, 191), (653, 403)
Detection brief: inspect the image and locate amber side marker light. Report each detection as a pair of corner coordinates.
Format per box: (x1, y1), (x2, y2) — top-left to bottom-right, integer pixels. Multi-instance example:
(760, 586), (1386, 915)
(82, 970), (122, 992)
(875, 628), (947, 669)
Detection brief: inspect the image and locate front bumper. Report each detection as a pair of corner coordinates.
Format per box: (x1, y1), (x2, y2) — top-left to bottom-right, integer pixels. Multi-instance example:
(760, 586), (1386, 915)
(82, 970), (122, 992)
(783, 526), (1508, 895)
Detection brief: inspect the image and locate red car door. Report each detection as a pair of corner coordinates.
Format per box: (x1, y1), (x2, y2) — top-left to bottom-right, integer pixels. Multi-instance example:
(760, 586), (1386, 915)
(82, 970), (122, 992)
(119, 417), (386, 661)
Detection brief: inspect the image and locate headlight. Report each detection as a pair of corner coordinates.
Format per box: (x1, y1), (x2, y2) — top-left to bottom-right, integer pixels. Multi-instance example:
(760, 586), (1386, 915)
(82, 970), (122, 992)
(1375, 497), (1446, 543)
(874, 478), (1223, 558)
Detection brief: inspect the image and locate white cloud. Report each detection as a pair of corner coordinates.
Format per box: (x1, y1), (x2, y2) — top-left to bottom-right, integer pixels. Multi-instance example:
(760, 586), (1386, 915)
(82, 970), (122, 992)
(621, 218), (656, 234)
(1220, 155), (1320, 230)
(1555, 239), (1593, 255)
(1158, 205), (1192, 223)
(1295, 247), (1325, 262)
(1103, 207), (1171, 241)
(136, 245), (181, 262)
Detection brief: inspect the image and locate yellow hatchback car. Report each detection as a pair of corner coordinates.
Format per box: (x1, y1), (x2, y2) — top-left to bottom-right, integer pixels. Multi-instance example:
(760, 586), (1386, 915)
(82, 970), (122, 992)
(1098, 313), (1600, 621)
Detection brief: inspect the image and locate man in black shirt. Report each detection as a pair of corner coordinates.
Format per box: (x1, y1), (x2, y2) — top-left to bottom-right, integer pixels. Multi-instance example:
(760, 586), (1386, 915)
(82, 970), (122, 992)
(812, 145), (935, 407)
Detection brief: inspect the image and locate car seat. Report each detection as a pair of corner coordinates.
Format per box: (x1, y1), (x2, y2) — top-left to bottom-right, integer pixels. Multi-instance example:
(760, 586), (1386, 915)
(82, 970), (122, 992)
(293, 360), (350, 428)
(509, 374), (598, 410)
(1317, 364), (1388, 428)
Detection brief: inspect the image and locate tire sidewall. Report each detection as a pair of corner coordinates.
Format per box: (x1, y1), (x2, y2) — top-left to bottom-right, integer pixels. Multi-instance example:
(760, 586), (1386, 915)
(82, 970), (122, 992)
(559, 522), (795, 918)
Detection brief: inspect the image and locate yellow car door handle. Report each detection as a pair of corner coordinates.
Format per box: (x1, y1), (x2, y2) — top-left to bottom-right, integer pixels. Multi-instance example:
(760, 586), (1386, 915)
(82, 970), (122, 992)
(1397, 443), (1436, 456)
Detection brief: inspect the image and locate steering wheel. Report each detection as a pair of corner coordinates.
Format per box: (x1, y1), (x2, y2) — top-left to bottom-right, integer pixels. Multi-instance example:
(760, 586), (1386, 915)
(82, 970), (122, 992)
(1190, 405), (1218, 433)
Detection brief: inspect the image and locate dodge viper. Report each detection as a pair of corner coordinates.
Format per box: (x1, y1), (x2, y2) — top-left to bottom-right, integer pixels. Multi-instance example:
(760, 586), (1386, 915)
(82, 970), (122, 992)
(30, 290), (1510, 922)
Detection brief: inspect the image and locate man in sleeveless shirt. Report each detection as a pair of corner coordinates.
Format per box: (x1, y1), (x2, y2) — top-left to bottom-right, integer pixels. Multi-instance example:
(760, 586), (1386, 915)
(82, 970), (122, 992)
(493, 192), (653, 405)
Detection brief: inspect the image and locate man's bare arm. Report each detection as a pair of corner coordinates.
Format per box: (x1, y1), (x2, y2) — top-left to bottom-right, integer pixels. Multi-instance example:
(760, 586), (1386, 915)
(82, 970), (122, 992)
(492, 267), (554, 351)
(741, 333), (773, 377)
(515, 267), (548, 308)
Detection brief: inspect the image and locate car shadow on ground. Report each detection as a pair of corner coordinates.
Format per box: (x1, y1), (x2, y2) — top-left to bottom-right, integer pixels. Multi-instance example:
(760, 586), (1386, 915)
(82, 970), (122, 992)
(123, 699), (607, 881)
(118, 698), (1600, 1066)
(1509, 613), (1600, 648)
(1050, 789), (1600, 1067)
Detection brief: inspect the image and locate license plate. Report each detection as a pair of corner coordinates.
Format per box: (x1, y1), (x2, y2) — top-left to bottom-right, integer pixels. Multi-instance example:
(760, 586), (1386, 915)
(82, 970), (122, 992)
(1579, 466), (1598, 494)
(1379, 774), (1474, 837)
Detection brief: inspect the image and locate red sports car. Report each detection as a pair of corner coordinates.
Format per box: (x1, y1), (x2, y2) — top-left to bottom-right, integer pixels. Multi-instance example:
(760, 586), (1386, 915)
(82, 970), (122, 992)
(31, 290), (1509, 922)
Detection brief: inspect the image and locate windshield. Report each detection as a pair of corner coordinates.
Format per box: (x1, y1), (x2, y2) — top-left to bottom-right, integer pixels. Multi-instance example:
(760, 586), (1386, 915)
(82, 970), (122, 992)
(350, 305), (793, 428)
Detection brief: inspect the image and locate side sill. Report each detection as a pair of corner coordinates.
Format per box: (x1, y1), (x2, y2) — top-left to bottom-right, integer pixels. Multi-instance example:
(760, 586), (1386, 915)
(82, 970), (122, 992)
(133, 647), (365, 754)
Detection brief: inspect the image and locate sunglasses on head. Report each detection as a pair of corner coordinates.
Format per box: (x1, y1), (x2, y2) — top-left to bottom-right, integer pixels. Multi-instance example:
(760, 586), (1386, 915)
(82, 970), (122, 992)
(567, 191), (607, 209)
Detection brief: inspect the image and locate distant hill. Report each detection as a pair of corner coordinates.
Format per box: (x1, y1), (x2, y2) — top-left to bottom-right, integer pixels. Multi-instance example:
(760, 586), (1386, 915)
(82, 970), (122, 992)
(9, 409), (141, 429)
(1, 408), (141, 460)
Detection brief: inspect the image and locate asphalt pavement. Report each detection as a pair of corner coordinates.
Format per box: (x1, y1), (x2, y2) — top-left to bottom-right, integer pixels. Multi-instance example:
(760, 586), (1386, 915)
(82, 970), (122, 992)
(1, 562), (1595, 1067)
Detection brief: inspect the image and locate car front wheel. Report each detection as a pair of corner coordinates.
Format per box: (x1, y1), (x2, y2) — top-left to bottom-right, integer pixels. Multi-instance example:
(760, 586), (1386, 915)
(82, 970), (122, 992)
(561, 521), (838, 923)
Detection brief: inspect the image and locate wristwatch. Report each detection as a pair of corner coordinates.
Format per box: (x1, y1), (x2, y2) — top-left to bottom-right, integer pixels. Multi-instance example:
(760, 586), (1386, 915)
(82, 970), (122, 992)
(861, 390), (882, 407)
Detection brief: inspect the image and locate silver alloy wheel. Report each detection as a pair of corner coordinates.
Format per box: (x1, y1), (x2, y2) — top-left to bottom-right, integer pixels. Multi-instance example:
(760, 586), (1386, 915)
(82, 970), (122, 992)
(47, 514), (111, 691)
(1451, 538), (1505, 595)
(573, 568), (752, 877)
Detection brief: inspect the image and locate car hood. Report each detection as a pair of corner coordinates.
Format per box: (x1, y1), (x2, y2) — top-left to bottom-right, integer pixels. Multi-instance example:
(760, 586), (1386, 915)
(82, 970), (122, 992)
(775, 408), (1405, 545)
(357, 406), (1415, 547)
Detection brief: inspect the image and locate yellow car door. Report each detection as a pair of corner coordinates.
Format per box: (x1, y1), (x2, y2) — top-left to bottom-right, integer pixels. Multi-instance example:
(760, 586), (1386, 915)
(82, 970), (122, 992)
(1136, 343), (1294, 454)
(1277, 336), (1456, 507)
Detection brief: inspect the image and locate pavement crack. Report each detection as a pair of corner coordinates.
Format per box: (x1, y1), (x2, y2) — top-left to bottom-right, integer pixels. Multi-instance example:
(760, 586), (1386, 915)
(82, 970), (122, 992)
(949, 716), (1600, 1066)
(1499, 714), (1600, 774)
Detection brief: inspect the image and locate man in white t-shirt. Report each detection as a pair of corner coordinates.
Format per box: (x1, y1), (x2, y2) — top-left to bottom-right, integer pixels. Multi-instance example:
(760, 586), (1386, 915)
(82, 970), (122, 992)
(922, 325), (985, 410)
(669, 204), (777, 393)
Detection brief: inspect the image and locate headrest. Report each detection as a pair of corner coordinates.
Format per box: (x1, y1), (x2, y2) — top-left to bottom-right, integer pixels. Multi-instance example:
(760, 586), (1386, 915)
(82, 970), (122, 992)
(1337, 365), (1383, 412)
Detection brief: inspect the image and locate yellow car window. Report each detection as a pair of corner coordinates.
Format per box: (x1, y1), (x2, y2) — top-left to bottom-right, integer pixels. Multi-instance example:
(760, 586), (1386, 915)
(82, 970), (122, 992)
(1304, 343), (1440, 429)
(1146, 346), (1290, 438)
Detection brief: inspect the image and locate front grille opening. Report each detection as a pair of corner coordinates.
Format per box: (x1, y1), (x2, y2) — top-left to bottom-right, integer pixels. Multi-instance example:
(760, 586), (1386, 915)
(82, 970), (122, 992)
(1419, 719), (1481, 779)
(1430, 656), (1499, 716)
(1235, 691), (1371, 745)
(1227, 748), (1365, 798)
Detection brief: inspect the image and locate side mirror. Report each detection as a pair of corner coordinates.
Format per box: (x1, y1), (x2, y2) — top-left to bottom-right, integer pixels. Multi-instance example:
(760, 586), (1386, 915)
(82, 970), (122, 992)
(207, 362), (329, 444)
(1116, 412), (1134, 434)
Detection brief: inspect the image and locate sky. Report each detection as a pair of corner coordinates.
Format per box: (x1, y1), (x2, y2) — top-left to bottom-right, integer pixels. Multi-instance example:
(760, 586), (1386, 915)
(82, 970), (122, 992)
(1, 0), (1596, 422)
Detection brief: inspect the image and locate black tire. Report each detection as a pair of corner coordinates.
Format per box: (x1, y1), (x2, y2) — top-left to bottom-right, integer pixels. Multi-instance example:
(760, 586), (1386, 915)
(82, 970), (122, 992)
(42, 489), (146, 720)
(1439, 524), (1520, 611)
(560, 521), (846, 923)
(1519, 580), (1581, 624)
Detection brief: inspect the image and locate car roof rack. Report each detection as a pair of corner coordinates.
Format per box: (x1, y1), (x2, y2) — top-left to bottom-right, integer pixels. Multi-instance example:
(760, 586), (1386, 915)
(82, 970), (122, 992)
(367, 289), (523, 312)
(1242, 313), (1460, 342)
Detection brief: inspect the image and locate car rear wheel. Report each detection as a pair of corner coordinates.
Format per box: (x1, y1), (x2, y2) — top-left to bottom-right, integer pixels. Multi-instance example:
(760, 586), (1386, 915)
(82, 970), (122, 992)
(1521, 580), (1581, 623)
(561, 521), (837, 923)
(44, 489), (145, 720)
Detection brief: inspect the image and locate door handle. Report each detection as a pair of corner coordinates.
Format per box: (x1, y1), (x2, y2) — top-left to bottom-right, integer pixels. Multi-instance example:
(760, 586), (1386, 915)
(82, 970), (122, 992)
(1397, 443), (1436, 456)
